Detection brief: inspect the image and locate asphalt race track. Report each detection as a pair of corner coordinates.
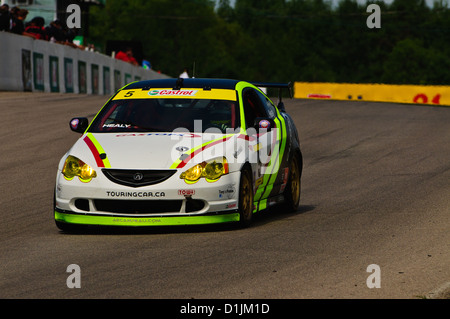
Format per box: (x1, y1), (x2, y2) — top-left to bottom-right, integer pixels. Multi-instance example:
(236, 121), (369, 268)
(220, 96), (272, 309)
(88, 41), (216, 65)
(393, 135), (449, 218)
(0, 92), (448, 299)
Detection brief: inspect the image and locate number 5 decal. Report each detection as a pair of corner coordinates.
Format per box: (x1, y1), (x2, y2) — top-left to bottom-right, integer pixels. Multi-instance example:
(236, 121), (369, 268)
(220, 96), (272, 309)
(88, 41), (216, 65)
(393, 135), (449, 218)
(124, 91), (135, 98)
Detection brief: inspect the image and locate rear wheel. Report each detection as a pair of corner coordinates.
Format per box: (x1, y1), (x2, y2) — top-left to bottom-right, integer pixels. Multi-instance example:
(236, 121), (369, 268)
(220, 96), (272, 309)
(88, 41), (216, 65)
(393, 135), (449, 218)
(283, 154), (302, 212)
(237, 167), (253, 227)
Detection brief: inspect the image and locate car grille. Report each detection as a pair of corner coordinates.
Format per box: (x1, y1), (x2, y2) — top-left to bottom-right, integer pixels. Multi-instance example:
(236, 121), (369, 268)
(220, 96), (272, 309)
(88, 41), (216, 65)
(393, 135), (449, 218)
(93, 199), (205, 215)
(101, 169), (176, 187)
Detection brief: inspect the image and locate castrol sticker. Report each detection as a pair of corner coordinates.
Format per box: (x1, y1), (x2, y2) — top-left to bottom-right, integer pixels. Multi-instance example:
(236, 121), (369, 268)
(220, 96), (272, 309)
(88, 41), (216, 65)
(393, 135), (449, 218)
(148, 89), (198, 96)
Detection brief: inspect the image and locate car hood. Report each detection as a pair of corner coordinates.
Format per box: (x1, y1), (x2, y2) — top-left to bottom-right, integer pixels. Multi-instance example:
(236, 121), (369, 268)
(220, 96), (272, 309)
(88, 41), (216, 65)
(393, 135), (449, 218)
(67, 132), (245, 170)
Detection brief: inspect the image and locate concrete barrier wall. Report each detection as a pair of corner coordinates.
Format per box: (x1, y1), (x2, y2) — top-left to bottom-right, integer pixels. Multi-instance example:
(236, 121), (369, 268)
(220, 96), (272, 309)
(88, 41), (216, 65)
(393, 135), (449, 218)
(0, 31), (170, 95)
(294, 82), (450, 106)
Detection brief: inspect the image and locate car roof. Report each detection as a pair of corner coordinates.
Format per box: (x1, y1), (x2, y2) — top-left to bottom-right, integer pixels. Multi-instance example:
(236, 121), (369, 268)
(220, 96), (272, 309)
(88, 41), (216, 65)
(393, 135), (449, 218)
(125, 78), (242, 91)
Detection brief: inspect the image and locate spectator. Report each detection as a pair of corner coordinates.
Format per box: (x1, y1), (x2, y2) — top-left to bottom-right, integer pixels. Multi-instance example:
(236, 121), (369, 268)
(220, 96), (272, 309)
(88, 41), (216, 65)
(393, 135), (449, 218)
(0, 4), (10, 31)
(115, 47), (139, 66)
(10, 8), (28, 35)
(179, 67), (189, 78)
(142, 59), (151, 69)
(64, 26), (77, 43)
(24, 16), (46, 40)
(45, 19), (66, 43)
(62, 26), (80, 48)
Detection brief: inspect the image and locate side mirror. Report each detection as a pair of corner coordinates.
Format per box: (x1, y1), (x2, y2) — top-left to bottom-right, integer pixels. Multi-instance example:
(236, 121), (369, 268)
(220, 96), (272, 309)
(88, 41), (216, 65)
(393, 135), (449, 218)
(253, 117), (275, 132)
(69, 117), (89, 133)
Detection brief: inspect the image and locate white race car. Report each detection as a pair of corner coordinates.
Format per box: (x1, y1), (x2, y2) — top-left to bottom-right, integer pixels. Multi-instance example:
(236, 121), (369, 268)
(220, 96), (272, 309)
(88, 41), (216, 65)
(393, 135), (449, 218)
(54, 78), (302, 231)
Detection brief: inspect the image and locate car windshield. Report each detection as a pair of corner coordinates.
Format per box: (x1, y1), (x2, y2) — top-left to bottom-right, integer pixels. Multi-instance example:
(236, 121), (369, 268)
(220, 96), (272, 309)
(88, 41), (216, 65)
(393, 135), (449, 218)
(88, 98), (240, 133)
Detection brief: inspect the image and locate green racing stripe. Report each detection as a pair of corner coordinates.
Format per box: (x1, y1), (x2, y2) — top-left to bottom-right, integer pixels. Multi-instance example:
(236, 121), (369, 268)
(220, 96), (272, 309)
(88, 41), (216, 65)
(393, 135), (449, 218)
(253, 115), (288, 212)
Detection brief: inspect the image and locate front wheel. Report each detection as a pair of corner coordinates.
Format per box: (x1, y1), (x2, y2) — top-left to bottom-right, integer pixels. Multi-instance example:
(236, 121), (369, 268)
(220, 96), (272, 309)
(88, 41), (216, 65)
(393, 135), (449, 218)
(55, 220), (87, 233)
(237, 167), (254, 227)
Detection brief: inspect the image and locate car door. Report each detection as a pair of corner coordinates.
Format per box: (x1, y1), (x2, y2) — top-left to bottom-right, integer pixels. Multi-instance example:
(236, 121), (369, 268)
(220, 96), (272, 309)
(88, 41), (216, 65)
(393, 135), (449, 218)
(254, 89), (290, 199)
(242, 88), (285, 211)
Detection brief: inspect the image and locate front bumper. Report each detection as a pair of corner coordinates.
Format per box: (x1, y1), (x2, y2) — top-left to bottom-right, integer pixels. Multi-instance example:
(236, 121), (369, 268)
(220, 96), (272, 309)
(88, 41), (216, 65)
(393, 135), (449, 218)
(55, 209), (240, 227)
(55, 170), (241, 227)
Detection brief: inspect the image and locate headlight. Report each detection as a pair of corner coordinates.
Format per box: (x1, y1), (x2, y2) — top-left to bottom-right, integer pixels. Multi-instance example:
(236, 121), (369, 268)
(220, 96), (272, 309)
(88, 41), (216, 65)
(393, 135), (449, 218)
(180, 157), (228, 183)
(62, 155), (97, 182)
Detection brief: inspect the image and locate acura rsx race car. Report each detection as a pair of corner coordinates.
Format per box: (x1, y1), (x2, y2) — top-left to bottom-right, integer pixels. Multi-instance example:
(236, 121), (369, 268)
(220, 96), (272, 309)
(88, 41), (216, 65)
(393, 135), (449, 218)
(54, 78), (302, 231)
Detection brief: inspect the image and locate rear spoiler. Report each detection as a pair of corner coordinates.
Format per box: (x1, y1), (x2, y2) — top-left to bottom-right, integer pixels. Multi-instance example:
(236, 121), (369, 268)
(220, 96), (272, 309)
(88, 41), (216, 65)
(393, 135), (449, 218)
(251, 81), (292, 112)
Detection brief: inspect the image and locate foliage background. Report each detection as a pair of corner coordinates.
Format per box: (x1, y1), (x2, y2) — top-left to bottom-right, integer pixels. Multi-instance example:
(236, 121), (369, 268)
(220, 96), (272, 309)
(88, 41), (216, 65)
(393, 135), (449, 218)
(88, 0), (450, 85)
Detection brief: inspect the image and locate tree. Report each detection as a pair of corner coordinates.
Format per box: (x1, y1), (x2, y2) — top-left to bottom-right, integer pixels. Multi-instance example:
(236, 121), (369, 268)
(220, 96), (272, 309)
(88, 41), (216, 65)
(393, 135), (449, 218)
(382, 38), (450, 85)
(87, 0), (450, 85)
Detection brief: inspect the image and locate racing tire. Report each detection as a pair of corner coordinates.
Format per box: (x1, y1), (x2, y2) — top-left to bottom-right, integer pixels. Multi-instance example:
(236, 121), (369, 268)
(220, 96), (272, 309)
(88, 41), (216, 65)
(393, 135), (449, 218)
(237, 167), (254, 228)
(282, 153), (302, 212)
(55, 220), (86, 233)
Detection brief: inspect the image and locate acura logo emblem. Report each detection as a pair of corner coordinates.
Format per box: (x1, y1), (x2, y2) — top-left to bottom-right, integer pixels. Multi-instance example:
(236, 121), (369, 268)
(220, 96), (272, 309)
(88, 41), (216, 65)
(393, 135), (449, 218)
(133, 172), (144, 181)
(176, 146), (189, 152)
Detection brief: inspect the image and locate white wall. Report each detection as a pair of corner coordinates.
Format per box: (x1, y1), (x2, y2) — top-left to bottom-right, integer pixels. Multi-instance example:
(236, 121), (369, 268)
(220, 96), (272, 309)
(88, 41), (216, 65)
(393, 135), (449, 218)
(0, 31), (170, 94)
